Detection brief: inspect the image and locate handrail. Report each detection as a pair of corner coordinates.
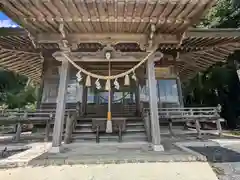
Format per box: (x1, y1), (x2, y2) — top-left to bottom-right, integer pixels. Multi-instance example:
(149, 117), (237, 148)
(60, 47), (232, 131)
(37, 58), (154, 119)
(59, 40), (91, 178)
(142, 106), (223, 137)
(143, 106), (221, 119)
(140, 102), (151, 142)
(0, 104), (81, 143)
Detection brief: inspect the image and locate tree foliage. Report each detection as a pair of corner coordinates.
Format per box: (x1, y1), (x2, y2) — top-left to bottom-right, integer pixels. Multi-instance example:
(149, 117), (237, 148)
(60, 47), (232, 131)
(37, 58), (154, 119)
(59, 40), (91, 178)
(199, 0), (240, 28)
(0, 69), (37, 109)
(184, 53), (240, 128)
(184, 0), (240, 128)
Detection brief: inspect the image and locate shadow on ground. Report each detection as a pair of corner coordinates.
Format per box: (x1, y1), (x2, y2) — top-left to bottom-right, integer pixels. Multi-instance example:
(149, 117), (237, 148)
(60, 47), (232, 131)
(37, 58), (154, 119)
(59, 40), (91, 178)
(187, 146), (240, 163)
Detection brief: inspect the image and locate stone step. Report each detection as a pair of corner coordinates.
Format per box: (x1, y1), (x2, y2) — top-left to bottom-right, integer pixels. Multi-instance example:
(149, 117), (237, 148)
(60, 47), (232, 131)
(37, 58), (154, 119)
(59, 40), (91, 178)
(73, 137), (148, 143)
(72, 132), (147, 142)
(73, 126), (145, 133)
(126, 127), (145, 132)
(75, 121), (144, 128)
(76, 118), (143, 122)
(75, 123), (92, 128)
(127, 122), (144, 126)
(73, 128), (92, 133)
(78, 115), (141, 118)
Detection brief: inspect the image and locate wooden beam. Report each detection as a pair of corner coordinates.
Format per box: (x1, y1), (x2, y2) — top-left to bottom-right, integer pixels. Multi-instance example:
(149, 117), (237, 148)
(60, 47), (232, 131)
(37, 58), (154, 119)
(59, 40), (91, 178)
(6, 58), (42, 74)
(37, 33), (147, 44)
(1, 48), (39, 55)
(37, 33), (180, 45)
(53, 51), (164, 62)
(187, 28), (240, 38)
(22, 16), (191, 24)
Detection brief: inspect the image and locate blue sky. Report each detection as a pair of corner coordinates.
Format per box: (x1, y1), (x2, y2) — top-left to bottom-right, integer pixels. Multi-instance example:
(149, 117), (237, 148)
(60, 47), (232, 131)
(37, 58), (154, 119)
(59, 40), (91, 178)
(0, 12), (10, 20)
(0, 12), (18, 27)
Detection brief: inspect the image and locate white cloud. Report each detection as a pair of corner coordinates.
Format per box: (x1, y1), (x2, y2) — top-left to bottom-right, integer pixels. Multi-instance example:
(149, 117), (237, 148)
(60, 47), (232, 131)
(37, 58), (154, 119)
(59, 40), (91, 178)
(0, 20), (18, 27)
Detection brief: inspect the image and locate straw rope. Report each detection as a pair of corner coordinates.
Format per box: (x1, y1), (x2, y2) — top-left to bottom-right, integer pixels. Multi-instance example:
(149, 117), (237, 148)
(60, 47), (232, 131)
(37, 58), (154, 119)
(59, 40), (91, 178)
(61, 49), (157, 80)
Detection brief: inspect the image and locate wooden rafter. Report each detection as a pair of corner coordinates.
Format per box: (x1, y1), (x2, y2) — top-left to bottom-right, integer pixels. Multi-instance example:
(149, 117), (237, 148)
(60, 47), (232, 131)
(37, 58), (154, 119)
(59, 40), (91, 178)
(0, 0), (216, 34)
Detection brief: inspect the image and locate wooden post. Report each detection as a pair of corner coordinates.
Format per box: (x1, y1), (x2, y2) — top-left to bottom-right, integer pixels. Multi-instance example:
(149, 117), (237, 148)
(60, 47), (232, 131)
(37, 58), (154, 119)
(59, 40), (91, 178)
(135, 83), (141, 116)
(36, 76), (44, 109)
(168, 119), (174, 137)
(51, 57), (70, 153)
(15, 123), (21, 142)
(176, 77), (184, 107)
(64, 112), (74, 144)
(76, 101), (81, 117)
(146, 55), (164, 151)
(216, 119), (223, 137)
(195, 119), (202, 139)
(145, 112), (151, 142)
(81, 86), (87, 115)
(44, 113), (52, 142)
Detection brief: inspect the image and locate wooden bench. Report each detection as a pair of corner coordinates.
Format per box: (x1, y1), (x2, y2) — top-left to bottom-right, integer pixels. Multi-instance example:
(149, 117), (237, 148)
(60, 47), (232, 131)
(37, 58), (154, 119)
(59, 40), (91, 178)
(92, 118), (106, 143)
(0, 110), (53, 142)
(160, 107), (223, 137)
(112, 118), (126, 142)
(0, 108), (78, 143)
(142, 106), (223, 139)
(92, 118), (126, 143)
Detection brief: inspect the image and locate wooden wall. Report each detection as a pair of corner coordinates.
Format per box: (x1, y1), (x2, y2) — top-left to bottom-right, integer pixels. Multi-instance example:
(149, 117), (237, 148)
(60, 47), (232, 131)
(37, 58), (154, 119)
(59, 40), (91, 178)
(41, 61), (83, 104)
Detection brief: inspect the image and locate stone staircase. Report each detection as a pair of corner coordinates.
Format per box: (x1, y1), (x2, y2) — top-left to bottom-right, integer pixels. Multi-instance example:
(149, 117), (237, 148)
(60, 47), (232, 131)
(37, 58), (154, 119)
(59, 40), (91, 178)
(38, 103), (148, 143)
(72, 115), (148, 142)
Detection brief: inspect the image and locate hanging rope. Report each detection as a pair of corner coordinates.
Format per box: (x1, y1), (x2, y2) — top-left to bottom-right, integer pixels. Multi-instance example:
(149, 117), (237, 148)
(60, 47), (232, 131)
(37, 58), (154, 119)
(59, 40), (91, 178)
(61, 49), (157, 80)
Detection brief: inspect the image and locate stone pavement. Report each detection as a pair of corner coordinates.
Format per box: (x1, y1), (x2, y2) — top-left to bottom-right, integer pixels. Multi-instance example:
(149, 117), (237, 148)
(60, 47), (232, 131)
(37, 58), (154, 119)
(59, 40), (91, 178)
(1, 134), (240, 179)
(0, 142), (51, 168)
(28, 141), (207, 166)
(180, 139), (240, 180)
(0, 162), (218, 180)
(212, 144), (240, 180)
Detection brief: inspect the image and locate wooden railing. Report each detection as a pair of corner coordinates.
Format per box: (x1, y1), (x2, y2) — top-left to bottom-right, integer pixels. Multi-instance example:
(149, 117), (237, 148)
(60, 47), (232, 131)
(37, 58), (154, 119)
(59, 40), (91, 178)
(157, 107), (220, 120)
(142, 106), (223, 139)
(140, 103), (151, 142)
(0, 105), (80, 143)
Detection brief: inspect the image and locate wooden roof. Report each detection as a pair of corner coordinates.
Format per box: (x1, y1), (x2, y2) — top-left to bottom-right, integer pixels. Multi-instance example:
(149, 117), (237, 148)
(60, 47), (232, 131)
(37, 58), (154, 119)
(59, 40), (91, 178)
(0, 28), (239, 82)
(0, 0), (234, 82)
(1, 0), (215, 34)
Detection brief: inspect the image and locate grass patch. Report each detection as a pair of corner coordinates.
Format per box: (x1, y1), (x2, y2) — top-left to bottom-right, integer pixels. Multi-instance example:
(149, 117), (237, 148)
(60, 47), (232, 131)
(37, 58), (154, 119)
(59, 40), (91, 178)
(228, 131), (240, 136)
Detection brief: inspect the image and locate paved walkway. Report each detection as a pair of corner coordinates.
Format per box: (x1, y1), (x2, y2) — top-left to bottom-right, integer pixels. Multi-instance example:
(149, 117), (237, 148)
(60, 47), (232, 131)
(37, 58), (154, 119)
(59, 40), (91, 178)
(2, 135), (240, 179)
(0, 142), (51, 168)
(185, 139), (240, 180)
(0, 162), (218, 180)
(212, 144), (240, 180)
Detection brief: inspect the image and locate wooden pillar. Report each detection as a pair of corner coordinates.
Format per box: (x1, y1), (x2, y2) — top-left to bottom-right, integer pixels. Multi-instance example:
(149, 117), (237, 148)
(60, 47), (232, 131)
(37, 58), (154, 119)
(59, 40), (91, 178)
(216, 119), (223, 137)
(81, 86), (87, 115)
(15, 123), (21, 142)
(36, 78), (44, 109)
(36, 60), (47, 108)
(135, 83), (141, 116)
(51, 58), (70, 153)
(64, 112), (74, 144)
(176, 77), (184, 107)
(146, 56), (164, 151)
(195, 119), (202, 139)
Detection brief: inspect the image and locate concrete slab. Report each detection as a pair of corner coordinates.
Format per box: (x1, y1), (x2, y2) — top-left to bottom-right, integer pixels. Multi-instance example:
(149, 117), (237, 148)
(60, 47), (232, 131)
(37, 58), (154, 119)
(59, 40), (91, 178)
(210, 139), (240, 146)
(0, 142), (51, 168)
(0, 162), (218, 180)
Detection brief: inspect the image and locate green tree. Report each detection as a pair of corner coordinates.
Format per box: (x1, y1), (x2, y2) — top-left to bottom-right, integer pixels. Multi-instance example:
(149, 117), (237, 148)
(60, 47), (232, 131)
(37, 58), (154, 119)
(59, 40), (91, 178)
(199, 0), (240, 28)
(0, 69), (37, 109)
(184, 0), (240, 128)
